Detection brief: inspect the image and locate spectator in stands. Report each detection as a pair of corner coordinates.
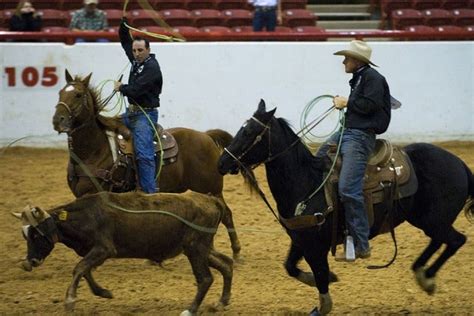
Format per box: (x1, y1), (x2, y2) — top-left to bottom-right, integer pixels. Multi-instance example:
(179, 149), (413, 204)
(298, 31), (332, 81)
(70, 0), (108, 42)
(9, 1), (42, 32)
(113, 17), (163, 194)
(248, 0), (282, 31)
(316, 40), (391, 262)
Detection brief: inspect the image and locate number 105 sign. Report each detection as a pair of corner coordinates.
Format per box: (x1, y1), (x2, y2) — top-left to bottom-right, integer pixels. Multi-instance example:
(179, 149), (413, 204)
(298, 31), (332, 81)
(3, 66), (60, 89)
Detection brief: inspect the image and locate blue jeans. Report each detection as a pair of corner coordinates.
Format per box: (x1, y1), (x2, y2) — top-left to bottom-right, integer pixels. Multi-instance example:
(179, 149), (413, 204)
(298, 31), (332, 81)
(122, 108), (158, 193)
(253, 8), (277, 32)
(316, 128), (376, 253)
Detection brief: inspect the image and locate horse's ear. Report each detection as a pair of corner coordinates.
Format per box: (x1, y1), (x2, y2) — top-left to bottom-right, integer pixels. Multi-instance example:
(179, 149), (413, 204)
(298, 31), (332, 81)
(268, 107), (276, 117)
(65, 69), (73, 83)
(82, 73), (92, 87)
(257, 99), (266, 112)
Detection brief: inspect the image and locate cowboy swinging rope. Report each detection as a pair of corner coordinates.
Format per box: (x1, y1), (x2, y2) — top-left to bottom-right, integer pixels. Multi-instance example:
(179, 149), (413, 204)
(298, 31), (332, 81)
(122, 0), (186, 42)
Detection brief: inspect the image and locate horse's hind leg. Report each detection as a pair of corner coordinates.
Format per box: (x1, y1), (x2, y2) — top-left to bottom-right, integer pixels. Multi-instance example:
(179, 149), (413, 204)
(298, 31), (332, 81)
(208, 249), (233, 306)
(414, 227), (467, 295)
(219, 197), (241, 260)
(84, 270), (113, 299)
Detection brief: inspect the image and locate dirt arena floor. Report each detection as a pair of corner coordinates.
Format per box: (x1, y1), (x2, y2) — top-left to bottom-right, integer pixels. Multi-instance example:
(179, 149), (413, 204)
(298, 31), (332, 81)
(0, 142), (473, 315)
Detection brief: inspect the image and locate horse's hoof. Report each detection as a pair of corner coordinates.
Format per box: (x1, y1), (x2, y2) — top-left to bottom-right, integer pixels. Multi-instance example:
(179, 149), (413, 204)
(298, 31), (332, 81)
(329, 271), (339, 283)
(219, 295), (231, 306)
(97, 289), (113, 299)
(319, 293), (333, 315)
(64, 298), (75, 312)
(415, 267), (436, 295)
(180, 310), (194, 316)
(233, 254), (244, 265)
(20, 260), (32, 272)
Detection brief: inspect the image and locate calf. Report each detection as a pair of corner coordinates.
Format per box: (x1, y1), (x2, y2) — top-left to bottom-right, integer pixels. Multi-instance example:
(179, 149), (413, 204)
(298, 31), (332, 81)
(14, 191), (233, 315)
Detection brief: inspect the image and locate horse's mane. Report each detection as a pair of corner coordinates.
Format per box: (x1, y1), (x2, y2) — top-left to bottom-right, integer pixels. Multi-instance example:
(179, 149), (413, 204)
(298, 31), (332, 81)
(270, 117), (325, 186)
(73, 75), (104, 112)
(275, 117), (316, 165)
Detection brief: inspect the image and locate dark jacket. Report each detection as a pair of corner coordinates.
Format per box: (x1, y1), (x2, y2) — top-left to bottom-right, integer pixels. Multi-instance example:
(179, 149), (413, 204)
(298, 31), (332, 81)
(119, 20), (163, 108)
(9, 13), (42, 31)
(345, 65), (391, 134)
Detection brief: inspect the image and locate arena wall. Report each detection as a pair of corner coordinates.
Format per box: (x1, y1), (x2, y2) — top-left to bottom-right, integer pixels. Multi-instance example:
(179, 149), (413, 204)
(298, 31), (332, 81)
(0, 41), (473, 146)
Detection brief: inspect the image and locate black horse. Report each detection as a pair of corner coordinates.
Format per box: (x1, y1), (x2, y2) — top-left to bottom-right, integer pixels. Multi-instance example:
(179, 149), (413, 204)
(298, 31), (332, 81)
(217, 99), (474, 315)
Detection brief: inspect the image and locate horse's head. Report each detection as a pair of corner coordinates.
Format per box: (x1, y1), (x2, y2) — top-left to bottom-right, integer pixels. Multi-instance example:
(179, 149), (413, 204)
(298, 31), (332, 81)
(218, 99), (276, 175)
(52, 69), (95, 134)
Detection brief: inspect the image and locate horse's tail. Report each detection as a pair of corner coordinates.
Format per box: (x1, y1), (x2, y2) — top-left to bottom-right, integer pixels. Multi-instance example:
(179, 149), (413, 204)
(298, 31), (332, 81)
(463, 163), (474, 223)
(206, 129), (233, 149)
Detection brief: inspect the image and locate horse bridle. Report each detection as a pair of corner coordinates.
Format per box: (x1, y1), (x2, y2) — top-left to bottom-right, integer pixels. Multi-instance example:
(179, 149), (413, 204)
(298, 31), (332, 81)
(224, 116), (273, 169)
(55, 84), (94, 135)
(224, 115), (303, 170)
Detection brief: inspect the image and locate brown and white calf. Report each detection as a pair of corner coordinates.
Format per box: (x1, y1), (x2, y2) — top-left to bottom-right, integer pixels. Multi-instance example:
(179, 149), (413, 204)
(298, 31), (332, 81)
(14, 191), (233, 315)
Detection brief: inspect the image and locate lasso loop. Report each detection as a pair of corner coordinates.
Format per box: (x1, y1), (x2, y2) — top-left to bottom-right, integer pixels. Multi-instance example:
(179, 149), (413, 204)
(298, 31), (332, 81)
(300, 95), (340, 151)
(122, 0), (186, 42)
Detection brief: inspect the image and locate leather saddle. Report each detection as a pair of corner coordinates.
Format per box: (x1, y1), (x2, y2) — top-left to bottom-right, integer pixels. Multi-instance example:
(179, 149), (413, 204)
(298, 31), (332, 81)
(325, 138), (418, 227)
(116, 124), (179, 165)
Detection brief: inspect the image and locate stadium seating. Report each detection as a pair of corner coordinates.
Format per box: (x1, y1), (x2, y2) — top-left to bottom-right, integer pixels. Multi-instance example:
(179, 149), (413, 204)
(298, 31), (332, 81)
(106, 26), (119, 33)
(37, 9), (67, 27)
(160, 9), (194, 26)
(282, 9), (316, 27)
(281, 0), (307, 10)
(442, 0), (471, 10)
(275, 26), (293, 32)
(200, 25), (232, 32)
(42, 26), (69, 32)
(61, 0), (85, 10)
(381, 0), (412, 20)
(435, 25), (466, 32)
(391, 9), (423, 29)
(155, 0), (188, 10)
(172, 25), (201, 33)
(121, 0), (149, 10)
(232, 25), (253, 32)
(404, 24), (436, 32)
(3, 1), (22, 9)
(293, 26), (325, 33)
(186, 0), (217, 10)
(422, 8), (454, 26)
(222, 9), (252, 27)
(411, 0), (442, 10)
(452, 8), (474, 26)
(139, 26), (170, 33)
(215, 0), (249, 10)
(104, 9), (125, 27)
(130, 9), (164, 27)
(98, 0), (131, 10)
(192, 9), (223, 27)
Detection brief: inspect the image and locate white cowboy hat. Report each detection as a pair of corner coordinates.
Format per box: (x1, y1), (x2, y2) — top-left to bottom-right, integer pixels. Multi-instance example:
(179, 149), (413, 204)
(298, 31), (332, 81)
(84, 0), (98, 5)
(334, 40), (378, 67)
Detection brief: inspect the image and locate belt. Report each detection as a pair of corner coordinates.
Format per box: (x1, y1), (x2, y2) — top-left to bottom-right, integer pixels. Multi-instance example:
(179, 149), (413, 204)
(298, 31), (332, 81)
(128, 104), (156, 112)
(255, 6), (276, 12)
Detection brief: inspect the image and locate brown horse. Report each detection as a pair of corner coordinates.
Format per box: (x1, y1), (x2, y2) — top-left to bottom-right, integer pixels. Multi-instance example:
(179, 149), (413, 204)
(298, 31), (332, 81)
(52, 70), (241, 258)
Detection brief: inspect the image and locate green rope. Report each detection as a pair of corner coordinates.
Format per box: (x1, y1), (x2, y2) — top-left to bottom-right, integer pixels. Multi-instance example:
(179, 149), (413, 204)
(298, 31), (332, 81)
(300, 95), (341, 151)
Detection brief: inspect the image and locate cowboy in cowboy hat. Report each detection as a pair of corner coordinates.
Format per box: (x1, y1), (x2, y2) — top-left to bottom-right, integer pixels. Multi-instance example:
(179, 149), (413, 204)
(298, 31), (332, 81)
(316, 40), (392, 262)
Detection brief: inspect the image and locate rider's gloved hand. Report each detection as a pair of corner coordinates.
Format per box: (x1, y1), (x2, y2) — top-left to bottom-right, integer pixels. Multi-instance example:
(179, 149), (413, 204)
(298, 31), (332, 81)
(333, 96), (348, 109)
